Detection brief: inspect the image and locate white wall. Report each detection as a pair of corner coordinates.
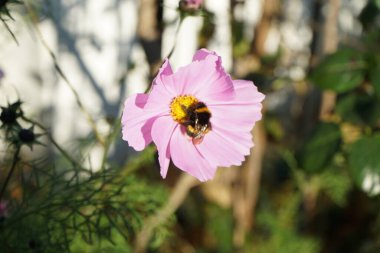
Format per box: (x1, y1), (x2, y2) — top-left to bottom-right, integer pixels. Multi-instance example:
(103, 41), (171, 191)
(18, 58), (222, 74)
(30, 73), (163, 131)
(0, 0), (148, 169)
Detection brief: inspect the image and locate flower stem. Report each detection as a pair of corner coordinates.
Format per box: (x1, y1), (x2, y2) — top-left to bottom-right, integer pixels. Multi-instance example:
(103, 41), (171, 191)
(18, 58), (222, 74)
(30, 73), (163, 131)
(22, 117), (84, 170)
(100, 117), (121, 171)
(0, 16), (19, 45)
(0, 146), (20, 202)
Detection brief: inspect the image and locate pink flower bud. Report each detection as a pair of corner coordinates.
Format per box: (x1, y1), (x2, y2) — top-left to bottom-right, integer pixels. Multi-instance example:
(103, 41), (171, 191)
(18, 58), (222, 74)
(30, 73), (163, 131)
(0, 201), (8, 217)
(179, 0), (203, 11)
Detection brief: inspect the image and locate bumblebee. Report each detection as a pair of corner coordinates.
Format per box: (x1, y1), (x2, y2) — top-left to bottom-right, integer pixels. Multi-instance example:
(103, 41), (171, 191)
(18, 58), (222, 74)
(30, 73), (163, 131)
(182, 102), (212, 143)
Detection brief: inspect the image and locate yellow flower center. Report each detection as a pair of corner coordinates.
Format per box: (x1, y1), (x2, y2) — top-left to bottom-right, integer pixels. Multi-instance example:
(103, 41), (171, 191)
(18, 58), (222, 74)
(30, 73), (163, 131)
(170, 95), (198, 123)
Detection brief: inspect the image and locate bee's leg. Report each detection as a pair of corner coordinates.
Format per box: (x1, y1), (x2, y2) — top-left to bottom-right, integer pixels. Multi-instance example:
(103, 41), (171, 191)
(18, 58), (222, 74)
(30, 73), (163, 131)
(180, 105), (187, 111)
(186, 125), (196, 138)
(181, 120), (192, 126)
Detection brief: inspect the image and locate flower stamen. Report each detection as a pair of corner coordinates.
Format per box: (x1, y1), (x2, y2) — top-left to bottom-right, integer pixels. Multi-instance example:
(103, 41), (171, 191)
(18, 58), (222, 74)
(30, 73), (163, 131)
(170, 95), (212, 142)
(170, 95), (199, 123)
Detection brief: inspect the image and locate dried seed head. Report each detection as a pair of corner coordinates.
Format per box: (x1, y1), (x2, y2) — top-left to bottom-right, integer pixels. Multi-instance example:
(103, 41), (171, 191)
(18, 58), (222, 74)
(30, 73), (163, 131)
(18, 128), (35, 143)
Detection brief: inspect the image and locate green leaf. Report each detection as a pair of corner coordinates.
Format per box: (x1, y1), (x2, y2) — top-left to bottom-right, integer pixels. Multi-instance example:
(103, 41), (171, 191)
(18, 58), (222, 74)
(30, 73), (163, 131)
(356, 93), (380, 127)
(359, 0), (380, 29)
(310, 48), (366, 93)
(348, 135), (380, 194)
(371, 70), (380, 98)
(335, 94), (362, 124)
(336, 91), (380, 127)
(299, 122), (341, 173)
(374, 0), (380, 9)
(369, 56), (380, 98)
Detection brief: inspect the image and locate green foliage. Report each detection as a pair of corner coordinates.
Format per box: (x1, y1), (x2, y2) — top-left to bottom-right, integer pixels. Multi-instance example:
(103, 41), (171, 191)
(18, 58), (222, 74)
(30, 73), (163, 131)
(319, 167), (351, 206)
(0, 160), (168, 252)
(198, 10), (215, 49)
(264, 116), (284, 141)
(0, 102), (169, 252)
(310, 48), (366, 93)
(359, 0), (380, 30)
(71, 232), (133, 253)
(298, 122), (341, 173)
(252, 195), (321, 253)
(205, 205), (233, 253)
(282, 149), (352, 206)
(308, 18), (380, 201)
(231, 20), (251, 58)
(332, 55), (380, 127)
(348, 135), (380, 191)
(335, 94), (363, 124)
(369, 55), (380, 98)
(375, 0), (380, 8)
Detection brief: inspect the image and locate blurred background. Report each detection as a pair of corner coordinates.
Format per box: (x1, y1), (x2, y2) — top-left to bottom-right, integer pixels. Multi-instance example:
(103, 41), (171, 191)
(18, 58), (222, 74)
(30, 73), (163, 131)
(0, 0), (380, 252)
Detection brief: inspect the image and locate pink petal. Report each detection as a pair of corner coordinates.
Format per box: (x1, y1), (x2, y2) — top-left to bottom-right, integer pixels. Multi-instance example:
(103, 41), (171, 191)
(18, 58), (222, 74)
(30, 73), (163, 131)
(170, 126), (216, 181)
(192, 48), (220, 64)
(209, 79), (265, 105)
(170, 50), (234, 102)
(151, 116), (177, 178)
(208, 80), (265, 132)
(209, 124), (253, 156)
(144, 81), (174, 112)
(196, 80), (264, 166)
(196, 130), (247, 168)
(211, 122), (254, 152)
(152, 58), (177, 96)
(122, 94), (165, 151)
(194, 73), (235, 103)
(191, 49), (234, 102)
(231, 79), (265, 103)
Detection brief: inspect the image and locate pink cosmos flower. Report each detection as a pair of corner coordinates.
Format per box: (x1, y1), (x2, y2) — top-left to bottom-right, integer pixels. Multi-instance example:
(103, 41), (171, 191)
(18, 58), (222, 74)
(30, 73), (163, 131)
(121, 49), (264, 182)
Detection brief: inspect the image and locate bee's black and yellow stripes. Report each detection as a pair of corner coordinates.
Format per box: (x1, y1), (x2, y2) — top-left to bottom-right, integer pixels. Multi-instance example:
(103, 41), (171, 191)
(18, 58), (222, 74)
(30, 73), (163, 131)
(184, 102), (212, 140)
